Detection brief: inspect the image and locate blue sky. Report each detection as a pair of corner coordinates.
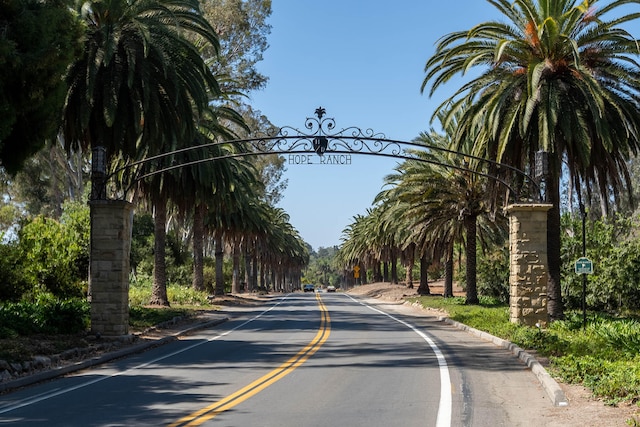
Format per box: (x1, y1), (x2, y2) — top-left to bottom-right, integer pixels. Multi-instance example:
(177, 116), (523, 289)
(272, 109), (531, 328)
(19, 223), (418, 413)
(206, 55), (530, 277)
(249, 1), (639, 251)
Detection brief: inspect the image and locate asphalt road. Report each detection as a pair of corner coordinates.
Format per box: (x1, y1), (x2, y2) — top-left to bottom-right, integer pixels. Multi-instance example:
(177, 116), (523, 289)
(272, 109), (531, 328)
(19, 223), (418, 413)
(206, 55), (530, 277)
(0, 293), (553, 426)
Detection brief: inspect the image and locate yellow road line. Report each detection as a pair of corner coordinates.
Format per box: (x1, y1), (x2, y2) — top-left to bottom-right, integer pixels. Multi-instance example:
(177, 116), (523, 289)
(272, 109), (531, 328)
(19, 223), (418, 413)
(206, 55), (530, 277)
(168, 293), (330, 427)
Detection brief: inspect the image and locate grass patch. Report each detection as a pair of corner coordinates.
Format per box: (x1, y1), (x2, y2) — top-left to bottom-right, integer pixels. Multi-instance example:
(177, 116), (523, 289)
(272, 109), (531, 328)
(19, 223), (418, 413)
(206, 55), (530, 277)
(410, 295), (640, 405)
(128, 281), (218, 329)
(129, 279), (212, 307)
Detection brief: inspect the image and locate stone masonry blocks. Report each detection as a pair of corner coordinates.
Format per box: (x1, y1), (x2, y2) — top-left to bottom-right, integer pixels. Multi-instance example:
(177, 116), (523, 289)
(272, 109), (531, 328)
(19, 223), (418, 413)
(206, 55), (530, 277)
(506, 204), (553, 327)
(89, 200), (133, 336)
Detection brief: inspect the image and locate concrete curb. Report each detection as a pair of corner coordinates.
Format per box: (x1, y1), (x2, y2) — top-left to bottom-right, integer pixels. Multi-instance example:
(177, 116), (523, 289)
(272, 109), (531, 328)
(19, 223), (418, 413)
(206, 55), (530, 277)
(0, 317), (229, 394)
(438, 316), (569, 407)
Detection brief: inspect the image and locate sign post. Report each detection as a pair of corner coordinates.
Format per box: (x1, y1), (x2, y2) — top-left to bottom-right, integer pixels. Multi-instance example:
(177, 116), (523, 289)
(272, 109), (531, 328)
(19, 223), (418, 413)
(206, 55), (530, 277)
(575, 256), (593, 329)
(574, 257), (593, 274)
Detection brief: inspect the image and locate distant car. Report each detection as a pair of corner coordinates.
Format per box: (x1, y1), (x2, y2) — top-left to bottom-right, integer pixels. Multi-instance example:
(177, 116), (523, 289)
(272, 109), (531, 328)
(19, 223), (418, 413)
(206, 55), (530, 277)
(327, 285), (336, 292)
(303, 284), (315, 292)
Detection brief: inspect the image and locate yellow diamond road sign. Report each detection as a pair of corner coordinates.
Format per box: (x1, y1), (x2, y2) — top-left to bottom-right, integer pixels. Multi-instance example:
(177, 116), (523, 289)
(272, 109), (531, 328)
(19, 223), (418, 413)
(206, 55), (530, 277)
(575, 257), (594, 274)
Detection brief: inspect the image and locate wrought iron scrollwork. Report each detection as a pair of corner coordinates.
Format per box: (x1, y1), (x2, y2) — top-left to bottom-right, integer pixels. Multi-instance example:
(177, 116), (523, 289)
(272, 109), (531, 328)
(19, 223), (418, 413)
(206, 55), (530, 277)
(105, 107), (541, 203)
(252, 107), (400, 157)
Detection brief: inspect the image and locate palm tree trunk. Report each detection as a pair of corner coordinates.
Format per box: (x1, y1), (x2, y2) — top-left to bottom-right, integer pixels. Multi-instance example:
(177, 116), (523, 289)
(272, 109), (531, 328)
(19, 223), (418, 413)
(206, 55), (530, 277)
(373, 262), (382, 282)
(232, 240), (241, 293)
(252, 251), (259, 291)
(192, 203), (205, 291)
(418, 253), (430, 295)
(444, 243), (454, 298)
(260, 260), (266, 291)
(391, 247), (398, 284)
(405, 243), (415, 288)
(405, 261), (414, 288)
(464, 214), (479, 304)
(383, 260), (389, 283)
(214, 232), (224, 295)
(150, 200), (170, 306)
(244, 244), (252, 292)
(547, 159), (564, 321)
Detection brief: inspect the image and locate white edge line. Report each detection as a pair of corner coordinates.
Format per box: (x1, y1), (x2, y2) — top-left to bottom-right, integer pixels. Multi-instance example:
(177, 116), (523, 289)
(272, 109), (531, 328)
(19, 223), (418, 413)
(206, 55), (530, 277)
(343, 294), (452, 427)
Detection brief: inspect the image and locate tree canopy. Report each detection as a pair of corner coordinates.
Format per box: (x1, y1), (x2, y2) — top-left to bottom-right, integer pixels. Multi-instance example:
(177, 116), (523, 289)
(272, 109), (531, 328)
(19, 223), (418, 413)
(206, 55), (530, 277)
(0, 0), (83, 174)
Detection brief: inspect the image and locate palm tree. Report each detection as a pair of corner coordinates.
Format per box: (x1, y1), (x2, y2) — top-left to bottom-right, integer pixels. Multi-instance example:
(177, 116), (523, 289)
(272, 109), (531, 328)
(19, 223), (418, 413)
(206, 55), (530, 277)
(423, 0), (640, 319)
(176, 105), (251, 292)
(63, 0), (219, 164)
(197, 152), (261, 295)
(256, 206), (308, 292)
(337, 212), (377, 285)
(379, 125), (506, 304)
(62, 0), (221, 306)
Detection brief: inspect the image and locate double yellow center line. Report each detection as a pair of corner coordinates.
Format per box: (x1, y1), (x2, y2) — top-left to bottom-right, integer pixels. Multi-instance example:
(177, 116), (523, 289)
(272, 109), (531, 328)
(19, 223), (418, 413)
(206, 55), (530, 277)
(168, 293), (331, 426)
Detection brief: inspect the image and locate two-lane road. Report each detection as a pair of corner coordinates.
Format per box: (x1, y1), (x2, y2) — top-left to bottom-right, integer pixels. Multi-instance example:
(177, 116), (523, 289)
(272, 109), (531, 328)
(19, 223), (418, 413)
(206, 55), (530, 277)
(0, 293), (553, 426)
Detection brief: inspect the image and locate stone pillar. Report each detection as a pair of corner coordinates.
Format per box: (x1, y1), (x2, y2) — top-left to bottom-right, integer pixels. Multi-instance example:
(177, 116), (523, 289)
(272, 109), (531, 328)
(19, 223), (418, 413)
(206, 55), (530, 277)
(89, 200), (133, 336)
(505, 203), (553, 327)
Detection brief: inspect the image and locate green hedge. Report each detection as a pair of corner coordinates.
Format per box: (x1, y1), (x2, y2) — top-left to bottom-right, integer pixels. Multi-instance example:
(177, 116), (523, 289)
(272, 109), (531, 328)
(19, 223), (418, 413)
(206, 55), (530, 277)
(0, 297), (89, 337)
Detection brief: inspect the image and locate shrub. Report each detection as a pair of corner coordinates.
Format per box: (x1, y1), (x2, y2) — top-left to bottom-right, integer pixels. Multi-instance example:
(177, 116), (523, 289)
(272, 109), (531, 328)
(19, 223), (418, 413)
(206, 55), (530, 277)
(17, 216), (85, 298)
(129, 274), (211, 306)
(413, 296), (640, 404)
(0, 295), (89, 337)
(0, 241), (30, 301)
(561, 213), (640, 312)
(476, 244), (509, 302)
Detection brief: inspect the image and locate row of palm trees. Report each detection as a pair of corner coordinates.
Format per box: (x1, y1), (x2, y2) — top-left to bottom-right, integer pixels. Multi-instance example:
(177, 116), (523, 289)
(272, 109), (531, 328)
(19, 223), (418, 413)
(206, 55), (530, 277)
(58, 0), (307, 304)
(340, 0), (640, 320)
(337, 113), (505, 305)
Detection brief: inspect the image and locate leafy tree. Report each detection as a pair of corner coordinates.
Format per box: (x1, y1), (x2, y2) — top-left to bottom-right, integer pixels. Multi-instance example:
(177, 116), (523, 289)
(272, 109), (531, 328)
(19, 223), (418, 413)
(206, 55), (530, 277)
(62, 0), (221, 306)
(60, 200), (90, 279)
(130, 212), (154, 276)
(423, 0), (640, 320)
(0, 0), (83, 174)
(8, 140), (88, 218)
(0, 240), (29, 301)
(62, 0), (220, 170)
(198, 2), (286, 205)
(199, 0), (272, 97)
(17, 215), (86, 298)
(304, 246), (341, 288)
(561, 213), (640, 311)
(237, 106), (287, 205)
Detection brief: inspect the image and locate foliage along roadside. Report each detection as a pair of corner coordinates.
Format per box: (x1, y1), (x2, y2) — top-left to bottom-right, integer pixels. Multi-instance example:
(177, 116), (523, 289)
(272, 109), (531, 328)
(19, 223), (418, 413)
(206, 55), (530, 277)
(411, 295), (640, 407)
(0, 281), (215, 340)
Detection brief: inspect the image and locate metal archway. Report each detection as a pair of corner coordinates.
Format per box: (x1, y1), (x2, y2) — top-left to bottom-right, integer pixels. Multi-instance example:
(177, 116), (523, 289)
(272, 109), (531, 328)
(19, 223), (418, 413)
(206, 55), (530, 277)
(88, 107), (550, 336)
(94, 106), (544, 203)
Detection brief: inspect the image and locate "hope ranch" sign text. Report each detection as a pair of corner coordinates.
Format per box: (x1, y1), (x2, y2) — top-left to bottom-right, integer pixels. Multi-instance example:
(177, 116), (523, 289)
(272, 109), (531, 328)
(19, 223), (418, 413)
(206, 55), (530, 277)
(287, 154), (352, 165)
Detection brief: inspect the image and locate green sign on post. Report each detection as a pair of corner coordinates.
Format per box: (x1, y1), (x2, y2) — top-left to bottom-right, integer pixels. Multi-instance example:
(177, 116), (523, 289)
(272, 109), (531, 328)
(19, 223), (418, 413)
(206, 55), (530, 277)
(575, 257), (594, 274)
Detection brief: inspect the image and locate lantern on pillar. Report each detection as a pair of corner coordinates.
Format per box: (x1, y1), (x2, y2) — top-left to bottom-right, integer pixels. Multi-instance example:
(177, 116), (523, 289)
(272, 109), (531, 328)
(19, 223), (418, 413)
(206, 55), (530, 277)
(91, 145), (107, 200)
(534, 150), (549, 202)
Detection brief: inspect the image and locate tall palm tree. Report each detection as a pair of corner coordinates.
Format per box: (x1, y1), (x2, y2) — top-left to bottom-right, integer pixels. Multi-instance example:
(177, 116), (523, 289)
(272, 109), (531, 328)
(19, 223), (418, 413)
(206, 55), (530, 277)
(174, 105), (250, 292)
(204, 154), (263, 296)
(337, 212), (377, 284)
(423, 0), (640, 319)
(379, 125), (506, 304)
(63, 0), (219, 163)
(257, 206), (308, 292)
(62, 0), (221, 306)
